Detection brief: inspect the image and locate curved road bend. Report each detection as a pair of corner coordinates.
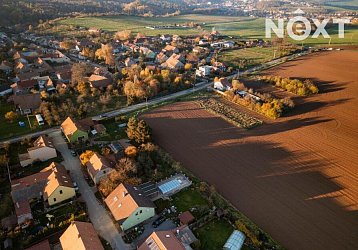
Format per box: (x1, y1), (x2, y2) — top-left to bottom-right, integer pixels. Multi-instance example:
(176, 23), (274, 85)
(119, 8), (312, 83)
(50, 131), (131, 250)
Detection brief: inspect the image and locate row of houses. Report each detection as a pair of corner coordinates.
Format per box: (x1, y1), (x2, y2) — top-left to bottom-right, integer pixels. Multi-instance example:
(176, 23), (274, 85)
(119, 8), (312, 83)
(24, 221), (104, 250)
(11, 162), (76, 226)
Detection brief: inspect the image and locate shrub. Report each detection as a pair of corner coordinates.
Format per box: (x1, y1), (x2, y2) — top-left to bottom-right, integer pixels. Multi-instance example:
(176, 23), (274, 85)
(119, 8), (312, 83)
(260, 75), (319, 96)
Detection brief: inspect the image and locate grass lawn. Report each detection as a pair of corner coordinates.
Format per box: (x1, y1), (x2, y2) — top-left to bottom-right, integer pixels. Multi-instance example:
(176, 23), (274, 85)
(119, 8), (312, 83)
(154, 199), (171, 213)
(100, 119), (128, 141)
(56, 14), (358, 46)
(35, 201), (86, 226)
(195, 219), (234, 250)
(0, 100), (45, 140)
(220, 47), (278, 69)
(172, 188), (209, 214)
(57, 15), (264, 38)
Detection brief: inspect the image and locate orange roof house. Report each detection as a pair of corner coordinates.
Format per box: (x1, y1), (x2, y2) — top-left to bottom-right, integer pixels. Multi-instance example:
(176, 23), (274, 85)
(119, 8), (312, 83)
(138, 231), (185, 250)
(105, 183), (155, 231)
(61, 117), (93, 143)
(88, 74), (112, 88)
(60, 221), (104, 250)
(86, 153), (114, 184)
(43, 162), (75, 206)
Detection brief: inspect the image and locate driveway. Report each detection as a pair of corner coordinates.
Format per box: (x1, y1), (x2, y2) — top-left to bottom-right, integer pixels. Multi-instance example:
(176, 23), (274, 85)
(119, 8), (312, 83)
(132, 215), (177, 246)
(50, 131), (132, 250)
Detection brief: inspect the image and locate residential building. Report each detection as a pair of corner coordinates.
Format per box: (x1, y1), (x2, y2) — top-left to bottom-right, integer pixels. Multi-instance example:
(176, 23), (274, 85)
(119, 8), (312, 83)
(196, 65), (213, 77)
(61, 117), (92, 143)
(86, 153), (115, 184)
(138, 231), (185, 250)
(11, 93), (41, 114)
(60, 221), (104, 250)
(105, 183), (155, 231)
(43, 162), (75, 206)
(88, 74), (112, 88)
(0, 61), (12, 74)
(14, 200), (33, 226)
(19, 135), (57, 167)
(11, 167), (52, 203)
(214, 77), (232, 91)
(162, 45), (179, 55)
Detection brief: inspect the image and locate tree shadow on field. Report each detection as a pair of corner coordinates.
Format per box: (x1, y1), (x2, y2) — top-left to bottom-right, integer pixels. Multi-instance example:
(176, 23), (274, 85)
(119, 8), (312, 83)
(284, 97), (351, 117)
(142, 112), (358, 250)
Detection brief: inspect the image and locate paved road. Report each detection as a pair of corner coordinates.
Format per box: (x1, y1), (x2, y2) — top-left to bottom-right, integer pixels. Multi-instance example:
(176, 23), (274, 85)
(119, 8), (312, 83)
(50, 131), (132, 250)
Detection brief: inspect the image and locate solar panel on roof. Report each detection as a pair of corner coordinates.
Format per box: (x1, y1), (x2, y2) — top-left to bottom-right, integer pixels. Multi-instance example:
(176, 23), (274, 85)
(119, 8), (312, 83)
(158, 179), (181, 194)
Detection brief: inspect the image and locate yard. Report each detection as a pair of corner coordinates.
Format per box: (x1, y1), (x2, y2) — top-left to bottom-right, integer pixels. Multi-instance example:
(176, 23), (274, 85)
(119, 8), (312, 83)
(172, 188), (209, 218)
(194, 219), (234, 250)
(0, 100), (44, 140)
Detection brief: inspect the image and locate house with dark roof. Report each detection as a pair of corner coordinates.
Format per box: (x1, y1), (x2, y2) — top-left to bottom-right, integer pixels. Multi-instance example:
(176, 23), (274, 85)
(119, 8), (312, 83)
(60, 221), (104, 250)
(11, 79), (38, 95)
(11, 93), (41, 114)
(86, 153), (115, 184)
(14, 200), (33, 226)
(105, 183), (155, 231)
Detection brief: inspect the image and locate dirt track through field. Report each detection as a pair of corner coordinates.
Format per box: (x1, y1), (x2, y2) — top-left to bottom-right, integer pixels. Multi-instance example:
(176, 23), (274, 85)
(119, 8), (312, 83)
(142, 50), (358, 250)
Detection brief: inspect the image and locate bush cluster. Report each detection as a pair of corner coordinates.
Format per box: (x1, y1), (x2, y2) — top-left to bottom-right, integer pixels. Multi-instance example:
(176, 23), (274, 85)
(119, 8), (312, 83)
(225, 90), (295, 119)
(260, 75), (319, 96)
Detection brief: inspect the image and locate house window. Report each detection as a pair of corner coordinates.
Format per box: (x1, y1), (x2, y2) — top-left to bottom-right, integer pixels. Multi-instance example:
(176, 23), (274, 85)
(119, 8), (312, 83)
(59, 190), (63, 194)
(103, 170), (106, 174)
(135, 212), (138, 216)
(53, 198), (57, 202)
(140, 210), (142, 214)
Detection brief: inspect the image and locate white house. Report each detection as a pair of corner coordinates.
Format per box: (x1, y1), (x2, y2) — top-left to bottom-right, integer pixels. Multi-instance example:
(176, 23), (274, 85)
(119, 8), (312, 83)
(19, 136), (57, 167)
(214, 77), (232, 91)
(196, 65), (213, 77)
(86, 153), (115, 184)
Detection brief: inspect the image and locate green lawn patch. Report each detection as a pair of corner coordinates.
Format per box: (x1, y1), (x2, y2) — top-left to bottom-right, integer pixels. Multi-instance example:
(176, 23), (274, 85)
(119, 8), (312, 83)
(195, 219), (234, 250)
(172, 188), (209, 215)
(154, 199), (171, 214)
(0, 100), (46, 140)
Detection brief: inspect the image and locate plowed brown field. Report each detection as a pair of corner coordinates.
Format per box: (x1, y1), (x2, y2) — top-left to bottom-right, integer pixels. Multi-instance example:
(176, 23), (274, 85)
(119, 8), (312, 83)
(142, 50), (358, 250)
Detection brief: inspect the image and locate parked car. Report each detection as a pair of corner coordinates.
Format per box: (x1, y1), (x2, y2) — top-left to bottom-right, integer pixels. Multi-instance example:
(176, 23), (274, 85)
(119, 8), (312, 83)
(152, 216), (166, 228)
(70, 150), (77, 156)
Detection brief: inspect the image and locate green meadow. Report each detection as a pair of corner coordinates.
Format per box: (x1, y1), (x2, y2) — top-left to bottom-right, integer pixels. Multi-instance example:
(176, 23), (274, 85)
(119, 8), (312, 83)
(56, 14), (358, 46)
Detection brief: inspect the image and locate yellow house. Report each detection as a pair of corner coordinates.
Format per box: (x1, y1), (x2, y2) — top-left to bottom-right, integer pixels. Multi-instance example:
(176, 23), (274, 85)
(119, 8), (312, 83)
(43, 162), (76, 206)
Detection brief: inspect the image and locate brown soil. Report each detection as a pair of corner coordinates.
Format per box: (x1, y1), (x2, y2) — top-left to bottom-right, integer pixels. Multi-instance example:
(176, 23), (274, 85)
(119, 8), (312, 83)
(142, 50), (358, 250)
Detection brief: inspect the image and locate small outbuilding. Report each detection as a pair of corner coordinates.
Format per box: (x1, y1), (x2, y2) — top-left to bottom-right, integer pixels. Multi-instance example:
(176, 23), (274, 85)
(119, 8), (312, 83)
(223, 230), (246, 250)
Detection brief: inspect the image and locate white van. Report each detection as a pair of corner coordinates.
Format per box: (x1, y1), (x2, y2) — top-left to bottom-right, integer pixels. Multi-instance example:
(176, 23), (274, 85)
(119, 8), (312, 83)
(35, 114), (45, 126)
